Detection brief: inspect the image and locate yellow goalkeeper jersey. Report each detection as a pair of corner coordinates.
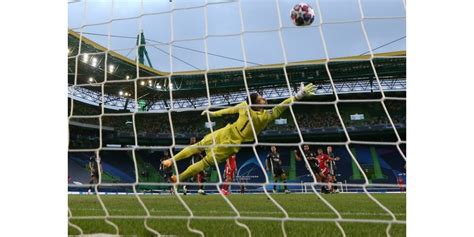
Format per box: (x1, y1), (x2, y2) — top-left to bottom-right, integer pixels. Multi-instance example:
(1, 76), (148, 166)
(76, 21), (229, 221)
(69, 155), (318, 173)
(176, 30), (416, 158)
(212, 97), (294, 143)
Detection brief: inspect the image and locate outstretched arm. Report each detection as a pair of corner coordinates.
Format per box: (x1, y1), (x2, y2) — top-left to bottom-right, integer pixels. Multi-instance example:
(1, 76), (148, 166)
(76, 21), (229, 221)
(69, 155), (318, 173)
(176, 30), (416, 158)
(201, 101), (247, 117)
(270, 83), (316, 119)
(270, 97), (295, 120)
(294, 150), (302, 161)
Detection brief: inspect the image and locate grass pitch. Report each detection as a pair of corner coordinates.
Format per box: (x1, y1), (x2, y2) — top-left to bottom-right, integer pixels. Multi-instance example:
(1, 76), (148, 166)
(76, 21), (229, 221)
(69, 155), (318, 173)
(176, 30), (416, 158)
(69, 193), (405, 237)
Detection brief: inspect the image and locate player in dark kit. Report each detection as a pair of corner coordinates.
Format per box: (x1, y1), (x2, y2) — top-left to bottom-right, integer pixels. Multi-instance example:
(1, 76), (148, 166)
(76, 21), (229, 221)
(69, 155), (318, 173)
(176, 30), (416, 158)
(295, 144), (323, 182)
(159, 150), (174, 194)
(184, 137), (207, 195)
(88, 154), (102, 194)
(326, 146), (340, 193)
(266, 146), (289, 193)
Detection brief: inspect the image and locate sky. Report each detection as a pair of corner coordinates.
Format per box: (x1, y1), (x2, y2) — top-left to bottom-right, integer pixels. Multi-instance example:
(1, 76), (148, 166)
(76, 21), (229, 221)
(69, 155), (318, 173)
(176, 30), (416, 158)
(68, 0), (406, 72)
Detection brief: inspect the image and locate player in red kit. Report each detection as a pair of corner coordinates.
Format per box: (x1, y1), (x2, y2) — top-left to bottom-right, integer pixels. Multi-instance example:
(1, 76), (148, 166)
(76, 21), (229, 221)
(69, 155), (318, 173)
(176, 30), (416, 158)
(397, 176), (405, 192)
(221, 154), (237, 195)
(317, 148), (330, 177)
(316, 148), (334, 193)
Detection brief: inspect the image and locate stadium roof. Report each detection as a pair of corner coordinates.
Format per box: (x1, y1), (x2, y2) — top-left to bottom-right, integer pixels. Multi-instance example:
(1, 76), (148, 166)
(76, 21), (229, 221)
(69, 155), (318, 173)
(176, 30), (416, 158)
(68, 30), (405, 110)
(68, 29), (405, 76)
(68, 29), (163, 84)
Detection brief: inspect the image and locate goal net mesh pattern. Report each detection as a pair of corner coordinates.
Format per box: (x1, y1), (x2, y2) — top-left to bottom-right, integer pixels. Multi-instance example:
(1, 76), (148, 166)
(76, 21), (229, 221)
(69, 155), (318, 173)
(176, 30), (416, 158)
(68, 0), (406, 236)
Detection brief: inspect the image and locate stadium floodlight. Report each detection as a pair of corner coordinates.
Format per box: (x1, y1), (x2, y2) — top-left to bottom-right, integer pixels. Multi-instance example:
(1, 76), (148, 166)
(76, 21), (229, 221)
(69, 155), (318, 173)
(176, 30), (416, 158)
(126, 75), (130, 80)
(119, 91), (123, 96)
(108, 64), (115, 73)
(140, 81), (145, 86)
(156, 83), (161, 89)
(88, 77), (94, 82)
(81, 53), (89, 63)
(91, 57), (98, 67)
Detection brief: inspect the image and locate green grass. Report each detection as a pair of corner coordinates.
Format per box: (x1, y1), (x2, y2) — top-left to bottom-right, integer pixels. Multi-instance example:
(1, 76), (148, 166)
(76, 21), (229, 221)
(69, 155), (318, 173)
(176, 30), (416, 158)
(69, 193), (405, 237)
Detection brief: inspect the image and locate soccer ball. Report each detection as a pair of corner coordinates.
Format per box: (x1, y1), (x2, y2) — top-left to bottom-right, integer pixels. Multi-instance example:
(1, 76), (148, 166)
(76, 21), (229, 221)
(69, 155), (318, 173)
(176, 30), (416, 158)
(290, 3), (315, 26)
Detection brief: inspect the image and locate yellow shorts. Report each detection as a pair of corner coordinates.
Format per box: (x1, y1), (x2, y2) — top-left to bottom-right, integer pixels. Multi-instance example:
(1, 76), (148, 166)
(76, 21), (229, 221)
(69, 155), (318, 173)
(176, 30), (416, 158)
(197, 124), (242, 164)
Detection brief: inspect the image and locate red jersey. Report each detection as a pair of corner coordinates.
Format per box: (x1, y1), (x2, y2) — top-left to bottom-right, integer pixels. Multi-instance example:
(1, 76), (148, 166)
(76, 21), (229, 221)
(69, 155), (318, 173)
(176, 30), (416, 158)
(398, 178), (405, 191)
(225, 154), (237, 172)
(317, 154), (330, 169)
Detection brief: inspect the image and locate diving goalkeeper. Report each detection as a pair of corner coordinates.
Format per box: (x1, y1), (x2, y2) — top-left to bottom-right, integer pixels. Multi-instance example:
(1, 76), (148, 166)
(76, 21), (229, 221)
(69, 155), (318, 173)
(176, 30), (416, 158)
(162, 83), (316, 182)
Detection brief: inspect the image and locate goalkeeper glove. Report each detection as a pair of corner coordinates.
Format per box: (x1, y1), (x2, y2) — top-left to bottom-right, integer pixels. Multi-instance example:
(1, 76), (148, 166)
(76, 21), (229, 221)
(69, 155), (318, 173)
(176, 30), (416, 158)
(295, 82), (316, 100)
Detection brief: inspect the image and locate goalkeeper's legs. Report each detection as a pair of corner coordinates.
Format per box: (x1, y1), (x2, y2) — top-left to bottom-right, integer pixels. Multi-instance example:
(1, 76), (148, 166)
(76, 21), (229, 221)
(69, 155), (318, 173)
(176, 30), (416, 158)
(162, 131), (218, 168)
(177, 155), (214, 182)
(162, 145), (202, 168)
(174, 145), (202, 161)
(168, 127), (240, 182)
(175, 146), (238, 182)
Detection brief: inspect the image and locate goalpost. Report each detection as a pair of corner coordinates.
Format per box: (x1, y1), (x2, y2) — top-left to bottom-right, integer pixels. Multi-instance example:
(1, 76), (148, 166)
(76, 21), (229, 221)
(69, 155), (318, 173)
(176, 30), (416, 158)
(68, 0), (406, 236)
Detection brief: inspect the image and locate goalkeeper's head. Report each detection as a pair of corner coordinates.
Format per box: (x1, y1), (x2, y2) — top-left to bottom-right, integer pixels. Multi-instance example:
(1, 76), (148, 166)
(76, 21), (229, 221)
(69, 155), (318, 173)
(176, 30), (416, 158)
(249, 92), (267, 111)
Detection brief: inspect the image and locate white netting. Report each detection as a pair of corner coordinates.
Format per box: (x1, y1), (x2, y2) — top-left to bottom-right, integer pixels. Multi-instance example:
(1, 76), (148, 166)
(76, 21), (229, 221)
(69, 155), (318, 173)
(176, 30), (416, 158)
(68, 0), (406, 236)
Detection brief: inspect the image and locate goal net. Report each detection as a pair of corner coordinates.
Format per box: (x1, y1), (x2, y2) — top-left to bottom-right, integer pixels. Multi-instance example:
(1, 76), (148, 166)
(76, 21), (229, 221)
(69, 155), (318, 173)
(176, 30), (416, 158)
(68, 0), (406, 236)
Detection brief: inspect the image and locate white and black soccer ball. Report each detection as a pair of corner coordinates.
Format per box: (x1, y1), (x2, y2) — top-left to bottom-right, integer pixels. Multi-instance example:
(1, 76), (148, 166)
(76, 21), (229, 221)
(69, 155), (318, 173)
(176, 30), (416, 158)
(290, 3), (315, 26)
